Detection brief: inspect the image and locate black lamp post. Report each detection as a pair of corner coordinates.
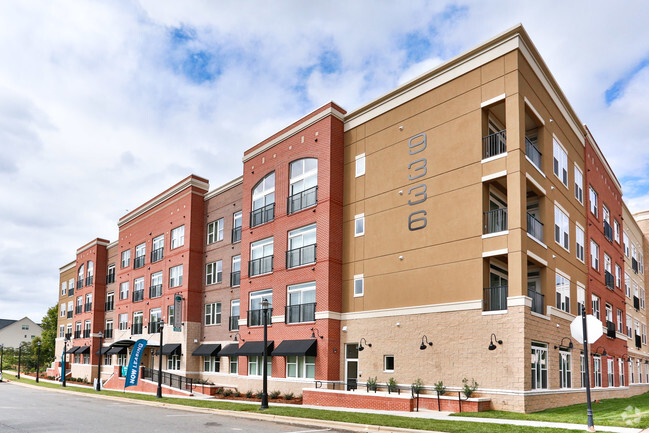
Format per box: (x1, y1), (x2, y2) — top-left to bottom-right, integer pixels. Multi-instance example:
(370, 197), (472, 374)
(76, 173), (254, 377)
(156, 319), (164, 399)
(0, 344), (4, 381)
(96, 331), (103, 391)
(62, 337), (69, 387)
(36, 341), (41, 383)
(260, 298), (269, 410)
(17, 343), (23, 379)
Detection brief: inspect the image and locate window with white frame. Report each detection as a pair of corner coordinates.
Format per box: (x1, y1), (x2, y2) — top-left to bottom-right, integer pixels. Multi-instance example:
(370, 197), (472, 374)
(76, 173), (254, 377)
(231, 255), (241, 287)
(616, 264), (622, 287)
(289, 158), (318, 209)
(169, 264), (183, 288)
(580, 354), (586, 387)
(207, 218), (224, 244)
(591, 240), (599, 270)
(554, 205), (569, 250)
(133, 277), (144, 298)
(120, 282), (129, 300)
(605, 303), (613, 325)
(171, 225), (185, 249)
(641, 253), (645, 274)
(577, 284), (585, 314)
(553, 138), (568, 186)
(608, 357), (614, 387)
(150, 272), (162, 298)
(87, 261), (94, 278)
(589, 187), (598, 217)
(593, 355), (602, 387)
(384, 355), (395, 373)
(248, 356), (271, 377)
(531, 342), (548, 389)
(167, 355), (180, 370)
(576, 225), (585, 262)
(252, 172), (276, 213)
(624, 232), (630, 256)
(354, 274), (364, 297)
(592, 294), (600, 319)
(559, 350), (571, 388)
(117, 353), (127, 366)
(625, 273), (631, 298)
(59, 325), (65, 338)
(617, 309), (624, 333)
(69, 278), (74, 293)
(630, 359), (635, 384)
(555, 272), (570, 313)
(286, 356), (315, 378)
(204, 356), (220, 372)
(205, 302), (221, 325)
(206, 261), (223, 285)
(60, 303), (66, 317)
(354, 214), (365, 237)
(627, 314), (633, 338)
(287, 224), (317, 268)
(619, 358), (625, 386)
(605, 254), (612, 279)
(287, 282), (316, 323)
(152, 234), (164, 259)
(135, 243), (145, 266)
(121, 249), (131, 268)
(66, 323), (72, 337)
(355, 153), (366, 177)
(602, 205), (610, 223)
(249, 289), (273, 327)
(229, 356), (238, 374)
(643, 323), (647, 345)
(250, 237), (274, 276)
(634, 282), (639, 303)
(574, 165), (583, 203)
(614, 220), (620, 243)
(642, 288), (646, 309)
(61, 281), (67, 296)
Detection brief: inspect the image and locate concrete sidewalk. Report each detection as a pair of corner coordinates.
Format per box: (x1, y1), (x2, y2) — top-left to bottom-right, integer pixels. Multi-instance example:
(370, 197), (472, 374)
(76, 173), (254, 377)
(3, 372), (644, 433)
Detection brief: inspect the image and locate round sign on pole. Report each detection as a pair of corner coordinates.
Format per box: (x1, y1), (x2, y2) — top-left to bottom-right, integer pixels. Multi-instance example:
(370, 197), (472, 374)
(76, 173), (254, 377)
(570, 315), (604, 344)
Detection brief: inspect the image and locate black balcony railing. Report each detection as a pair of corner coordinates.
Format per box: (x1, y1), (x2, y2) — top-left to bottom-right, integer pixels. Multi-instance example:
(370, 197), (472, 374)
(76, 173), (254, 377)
(149, 321), (161, 334)
(285, 302), (316, 323)
(84, 302), (92, 313)
(484, 208), (507, 234)
(525, 137), (542, 170)
(483, 286), (508, 311)
(65, 333), (72, 340)
(149, 284), (162, 298)
(634, 296), (640, 311)
(248, 255), (273, 277)
(74, 331), (81, 339)
(633, 258), (639, 274)
(105, 301), (114, 312)
(483, 129), (507, 159)
(85, 276), (93, 286)
(231, 226), (242, 243)
(607, 321), (616, 338)
(605, 271), (615, 290)
(131, 323), (143, 335)
(527, 213), (544, 242)
(68, 287), (74, 296)
(528, 289), (545, 314)
(230, 271), (240, 287)
(250, 203), (275, 228)
(286, 244), (316, 268)
(636, 333), (642, 349)
(229, 315), (240, 331)
(287, 186), (318, 214)
(104, 329), (113, 339)
(83, 329), (90, 338)
(77, 279), (84, 289)
(150, 248), (163, 263)
(247, 308), (273, 327)
(133, 290), (144, 302)
(106, 273), (115, 284)
(604, 221), (613, 242)
(133, 255), (145, 269)
(67, 311), (73, 319)
(75, 305), (82, 315)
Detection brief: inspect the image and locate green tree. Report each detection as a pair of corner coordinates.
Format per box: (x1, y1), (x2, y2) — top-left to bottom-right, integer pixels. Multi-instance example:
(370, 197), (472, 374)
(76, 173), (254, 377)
(38, 305), (58, 366)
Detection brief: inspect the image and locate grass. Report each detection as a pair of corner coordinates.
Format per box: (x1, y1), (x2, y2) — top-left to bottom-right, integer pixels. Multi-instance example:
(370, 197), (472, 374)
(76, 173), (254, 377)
(452, 391), (649, 428)
(2, 373), (583, 433)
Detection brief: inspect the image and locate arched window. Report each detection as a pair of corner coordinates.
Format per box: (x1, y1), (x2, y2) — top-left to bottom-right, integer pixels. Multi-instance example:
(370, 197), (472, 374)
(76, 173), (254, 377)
(86, 261), (94, 286)
(78, 264), (85, 288)
(250, 172), (275, 227)
(288, 158), (317, 214)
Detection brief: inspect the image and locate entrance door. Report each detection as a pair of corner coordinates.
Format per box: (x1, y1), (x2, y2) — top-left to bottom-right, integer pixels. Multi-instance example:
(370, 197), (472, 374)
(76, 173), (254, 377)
(345, 343), (358, 390)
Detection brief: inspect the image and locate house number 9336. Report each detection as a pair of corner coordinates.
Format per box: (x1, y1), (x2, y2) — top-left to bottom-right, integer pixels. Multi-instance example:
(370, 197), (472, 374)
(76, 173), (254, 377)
(407, 133), (427, 231)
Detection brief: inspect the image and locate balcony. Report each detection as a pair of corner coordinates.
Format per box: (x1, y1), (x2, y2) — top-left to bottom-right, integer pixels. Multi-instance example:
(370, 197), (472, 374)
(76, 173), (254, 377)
(133, 290), (144, 302)
(287, 186), (318, 214)
(483, 286), (507, 312)
(633, 258), (639, 274)
(636, 333), (642, 349)
(231, 226), (242, 243)
(65, 333), (72, 340)
(66, 311), (73, 319)
(604, 221), (613, 242)
(250, 203), (275, 228)
(229, 315), (239, 331)
(286, 244), (316, 269)
(606, 321), (616, 339)
(74, 331), (81, 339)
(248, 256), (273, 277)
(105, 301), (114, 312)
(285, 302), (316, 324)
(149, 321), (161, 334)
(527, 213), (544, 243)
(528, 289), (545, 314)
(634, 296), (640, 311)
(75, 306), (82, 315)
(85, 276), (93, 286)
(133, 255), (145, 269)
(151, 248), (163, 263)
(230, 271), (240, 287)
(68, 288), (74, 296)
(104, 329), (113, 339)
(149, 284), (162, 298)
(84, 302), (92, 313)
(484, 208), (507, 234)
(483, 129), (506, 159)
(77, 279), (84, 289)
(247, 308), (273, 327)
(131, 323), (143, 335)
(525, 137), (542, 171)
(605, 271), (615, 290)
(106, 273), (115, 284)
(83, 329), (90, 338)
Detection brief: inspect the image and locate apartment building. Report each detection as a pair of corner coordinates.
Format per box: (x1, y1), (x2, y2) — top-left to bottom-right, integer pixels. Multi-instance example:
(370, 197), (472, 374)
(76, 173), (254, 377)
(56, 261), (76, 357)
(53, 24), (649, 412)
(627, 206), (649, 382)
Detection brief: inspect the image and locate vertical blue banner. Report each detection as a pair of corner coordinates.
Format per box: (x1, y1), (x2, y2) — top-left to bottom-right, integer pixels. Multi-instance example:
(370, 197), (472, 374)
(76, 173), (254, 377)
(60, 352), (65, 382)
(125, 339), (147, 388)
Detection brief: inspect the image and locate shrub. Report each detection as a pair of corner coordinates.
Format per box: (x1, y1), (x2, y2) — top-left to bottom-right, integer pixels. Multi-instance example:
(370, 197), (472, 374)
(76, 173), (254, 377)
(233, 391), (241, 397)
(283, 392), (294, 400)
(269, 390), (281, 399)
(386, 377), (397, 393)
(412, 378), (424, 394)
(366, 376), (378, 391)
(215, 387), (224, 395)
(223, 389), (232, 397)
(434, 380), (446, 396)
(245, 390), (253, 398)
(255, 390), (264, 399)
(462, 378), (479, 398)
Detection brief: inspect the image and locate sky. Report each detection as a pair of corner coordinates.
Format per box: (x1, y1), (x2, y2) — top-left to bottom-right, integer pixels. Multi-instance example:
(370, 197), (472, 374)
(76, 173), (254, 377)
(1, 1), (649, 322)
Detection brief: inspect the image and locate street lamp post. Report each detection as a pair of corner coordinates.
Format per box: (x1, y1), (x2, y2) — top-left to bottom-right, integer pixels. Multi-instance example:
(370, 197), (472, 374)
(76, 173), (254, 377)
(17, 344), (22, 380)
(62, 337), (69, 387)
(156, 319), (164, 399)
(96, 332), (103, 391)
(0, 344), (4, 381)
(36, 341), (41, 383)
(260, 298), (269, 410)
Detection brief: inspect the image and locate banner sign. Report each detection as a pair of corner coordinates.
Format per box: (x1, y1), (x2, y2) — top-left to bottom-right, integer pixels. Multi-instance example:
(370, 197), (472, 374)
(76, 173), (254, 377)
(60, 351), (66, 382)
(125, 339), (147, 388)
(173, 295), (182, 332)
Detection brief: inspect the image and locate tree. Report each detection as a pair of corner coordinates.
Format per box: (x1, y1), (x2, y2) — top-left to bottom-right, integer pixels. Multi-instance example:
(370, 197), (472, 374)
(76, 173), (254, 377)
(38, 305), (58, 367)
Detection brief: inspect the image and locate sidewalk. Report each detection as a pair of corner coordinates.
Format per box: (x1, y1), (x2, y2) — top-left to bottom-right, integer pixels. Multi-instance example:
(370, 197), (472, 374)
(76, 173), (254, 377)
(3, 372), (644, 433)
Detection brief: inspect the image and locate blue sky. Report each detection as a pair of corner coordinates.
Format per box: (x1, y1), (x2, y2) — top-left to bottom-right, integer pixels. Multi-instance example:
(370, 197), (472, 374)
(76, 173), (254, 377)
(1, 0), (649, 321)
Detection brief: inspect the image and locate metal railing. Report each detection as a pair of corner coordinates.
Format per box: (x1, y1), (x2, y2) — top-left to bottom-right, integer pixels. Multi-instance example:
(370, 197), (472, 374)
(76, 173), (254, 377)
(68, 288), (74, 296)
(604, 221), (613, 242)
(104, 329), (113, 339)
(133, 290), (144, 302)
(248, 256), (273, 277)
(85, 276), (93, 286)
(134, 255), (145, 269)
(83, 329), (90, 338)
(106, 273), (115, 284)
(75, 306), (82, 315)
(285, 302), (316, 323)
(634, 296), (640, 311)
(131, 323), (143, 335)
(286, 244), (316, 268)
(483, 286), (508, 311)
(229, 315), (239, 331)
(149, 321), (161, 334)
(105, 301), (114, 312)
(232, 226), (242, 243)
(527, 213), (544, 242)
(287, 186), (318, 214)
(151, 248), (163, 263)
(250, 203), (275, 228)
(74, 331), (81, 339)
(528, 289), (544, 314)
(247, 308), (273, 327)
(66, 311), (73, 318)
(149, 284), (162, 298)
(84, 302), (92, 313)
(483, 130), (507, 159)
(605, 271), (615, 290)
(525, 137), (542, 170)
(142, 367), (194, 392)
(230, 271), (240, 287)
(484, 208), (507, 234)
(77, 279), (84, 289)
(606, 321), (616, 338)
(633, 258), (639, 274)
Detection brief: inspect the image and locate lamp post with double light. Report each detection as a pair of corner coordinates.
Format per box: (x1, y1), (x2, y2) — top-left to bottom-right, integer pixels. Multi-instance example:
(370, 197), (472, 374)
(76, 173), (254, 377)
(17, 343), (23, 380)
(62, 336), (70, 387)
(156, 319), (164, 399)
(96, 331), (103, 391)
(260, 298), (269, 410)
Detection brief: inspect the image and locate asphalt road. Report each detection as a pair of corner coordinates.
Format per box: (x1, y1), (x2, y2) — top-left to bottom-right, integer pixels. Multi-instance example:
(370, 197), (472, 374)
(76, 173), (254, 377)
(0, 382), (341, 433)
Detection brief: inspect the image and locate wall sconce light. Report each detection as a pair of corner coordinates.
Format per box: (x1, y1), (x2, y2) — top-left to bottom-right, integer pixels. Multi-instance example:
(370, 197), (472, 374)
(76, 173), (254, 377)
(554, 337), (574, 350)
(488, 333), (503, 351)
(593, 346), (608, 357)
(358, 338), (372, 351)
(310, 328), (324, 339)
(232, 333), (241, 342)
(420, 335), (433, 350)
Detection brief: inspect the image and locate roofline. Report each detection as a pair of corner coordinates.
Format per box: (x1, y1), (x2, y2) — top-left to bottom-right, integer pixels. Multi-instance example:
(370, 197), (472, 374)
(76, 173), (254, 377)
(633, 208), (649, 223)
(76, 238), (111, 255)
(584, 125), (623, 193)
(204, 175), (243, 201)
(59, 260), (76, 273)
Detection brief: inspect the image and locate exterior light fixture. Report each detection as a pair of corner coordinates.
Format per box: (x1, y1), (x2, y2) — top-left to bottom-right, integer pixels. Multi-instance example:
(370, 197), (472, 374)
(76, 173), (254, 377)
(233, 333), (240, 342)
(554, 337), (574, 350)
(488, 333), (502, 351)
(420, 335), (433, 350)
(310, 328), (324, 339)
(593, 346), (608, 357)
(358, 338), (372, 351)
(36, 340), (42, 383)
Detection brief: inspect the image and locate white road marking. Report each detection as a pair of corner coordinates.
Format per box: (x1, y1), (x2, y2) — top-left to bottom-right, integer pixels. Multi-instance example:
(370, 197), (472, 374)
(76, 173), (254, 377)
(289, 429), (331, 433)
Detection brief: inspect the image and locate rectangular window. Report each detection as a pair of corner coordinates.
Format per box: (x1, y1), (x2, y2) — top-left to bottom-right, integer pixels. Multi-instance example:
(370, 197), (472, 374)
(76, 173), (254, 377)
(531, 342), (548, 389)
(133, 277), (144, 301)
(355, 153), (366, 177)
(121, 249), (130, 268)
(555, 272), (570, 313)
(627, 314), (633, 338)
(286, 281), (316, 323)
(576, 225), (585, 262)
(150, 272), (162, 298)
(619, 358), (625, 386)
(592, 294), (600, 319)
(559, 350), (571, 388)
(577, 284), (585, 315)
(117, 353), (127, 367)
(171, 225), (185, 249)
(286, 356), (316, 378)
(614, 220), (620, 243)
(287, 224), (317, 268)
(60, 303), (66, 317)
(574, 165), (583, 203)
(605, 303), (613, 324)
(151, 235), (164, 262)
(617, 309), (624, 334)
(603, 205), (610, 223)
(203, 356), (220, 373)
(207, 218), (224, 244)
(591, 240), (599, 270)
(120, 282), (129, 300)
(384, 355), (395, 373)
(608, 358), (614, 387)
(643, 324), (647, 345)
(625, 273), (631, 298)
(206, 261), (223, 285)
(229, 356), (238, 374)
(134, 243), (146, 268)
(167, 305), (175, 327)
(554, 205), (569, 250)
(149, 308), (161, 333)
(616, 264), (622, 288)
(248, 356), (272, 377)
(249, 289), (272, 327)
(553, 138), (568, 186)
(250, 237), (274, 276)
(624, 232), (630, 257)
(589, 187), (598, 217)
(59, 325), (65, 337)
(230, 300), (240, 331)
(354, 214), (365, 237)
(169, 264), (183, 288)
(231, 255), (241, 287)
(205, 302), (221, 326)
(642, 288), (646, 309)
(167, 355), (180, 370)
(354, 274), (364, 297)
(61, 281), (67, 296)
(132, 311), (143, 335)
(593, 356), (602, 387)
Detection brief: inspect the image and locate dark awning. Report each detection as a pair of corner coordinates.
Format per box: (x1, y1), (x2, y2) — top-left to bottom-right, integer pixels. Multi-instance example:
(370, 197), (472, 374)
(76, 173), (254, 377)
(96, 347), (111, 355)
(112, 339), (136, 347)
(191, 344), (221, 357)
(161, 343), (181, 356)
(77, 346), (90, 354)
(218, 344), (240, 356)
(107, 346), (127, 355)
(237, 341), (274, 356)
(67, 346), (81, 354)
(272, 339), (317, 357)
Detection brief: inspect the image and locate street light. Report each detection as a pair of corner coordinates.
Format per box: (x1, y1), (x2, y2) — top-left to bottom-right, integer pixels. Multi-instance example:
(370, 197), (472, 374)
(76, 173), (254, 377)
(17, 343), (23, 380)
(96, 331), (103, 391)
(260, 298), (269, 410)
(0, 344), (4, 382)
(36, 341), (41, 383)
(156, 319), (164, 399)
(62, 336), (70, 387)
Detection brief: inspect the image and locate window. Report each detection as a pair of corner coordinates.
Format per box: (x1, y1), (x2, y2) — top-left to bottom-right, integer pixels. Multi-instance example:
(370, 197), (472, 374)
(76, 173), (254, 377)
(230, 300), (240, 331)
(286, 356), (316, 378)
(604, 254), (612, 280)
(106, 264), (116, 284)
(555, 272), (570, 313)
(205, 302), (221, 326)
(132, 311), (143, 335)
(171, 225), (185, 249)
(642, 253), (646, 274)
(287, 224), (316, 268)
(625, 273), (631, 297)
(531, 342), (548, 389)
(630, 359), (635, 384)
(207, 218), (224, 244)
(614, 220), (620, 243)
(152, 235), (164, 262)
(559, 350), (571, 388)
(575, 225), (584, 262)
(169, 264), (183, 288)
(577, 284), (585, 315)
(593, 356), (602, 387)
(87, 261), (94, 279)
(251, 172), (276, 227)
(589, 187), (598, 217)
(619, 358), (625, 386)
(85, 293), (92, 312)
(167, 355), (180, 370)
(150, 272), (162, 298)
(230, 255), (241, 287)
(642, 288), (646, 309)
(60, 303), (66, 317)
(590, 240), (599, 270)
(133, 277), (144, 301)
(624, 232), (630, 257)
(61, 281), (67, 296)
(554, 205), (569, 250)
(286, 281), (316, 323)
(355, 153), (366, 177)
(105, 320), (113, 338)
(206, 261), (223, 285)
(643, 323), (647, 345)
(248, 356), (272, 377)
(117, 353), (127, 367)
(354, 214), (365, 237)
(59, 325), (64, 337)
(288, 158), (318, 213)
(74, 354), (80, 364)
(354, 274), (364, 297)
(75, 321), (81, 338)
(229, 356), (238, 374)
(232, 211), (242, 243)
(76, 296), (82, 314)
(627, 314), (633, 338)
(250, 237), (274, 276)
(605, 303), (613, 325)
(134, 243), (145, 268)
(249, 289), (272, 327)
(84, 320), (91, 337)
(121, 250), (130, 268)
(68, 279), (74, 295)
(591, 294), (600, 319)
(616, 264), (622, 288)
(167, 305), (175, 327)
(617, 309), (624, 334)
(574, 165), (583, 203)
(608, 358), (614, 387)
(553, 138), (568, 186)
(149, 309), (161, 333)
(603, 205), (610, 223)
(204, 356), (220, 372)
(103, 354), (112, 366)
(384, 355), (395, 373)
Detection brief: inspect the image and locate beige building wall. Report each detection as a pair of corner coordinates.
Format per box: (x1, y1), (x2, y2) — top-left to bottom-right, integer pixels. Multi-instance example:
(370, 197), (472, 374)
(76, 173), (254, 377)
(630, 208), (649, 382)
(0, 317), (42, 348)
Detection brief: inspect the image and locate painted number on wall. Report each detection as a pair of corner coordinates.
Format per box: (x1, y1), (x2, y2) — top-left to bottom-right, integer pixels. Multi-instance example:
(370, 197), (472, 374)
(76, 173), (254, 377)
(407, 133), (427, 231)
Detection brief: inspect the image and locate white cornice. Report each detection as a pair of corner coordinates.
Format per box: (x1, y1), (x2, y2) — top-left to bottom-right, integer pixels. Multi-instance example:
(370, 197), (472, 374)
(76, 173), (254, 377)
(76, 239), (110, 255)
(59, 261), (76, 273)
(204, 176), (243, 201)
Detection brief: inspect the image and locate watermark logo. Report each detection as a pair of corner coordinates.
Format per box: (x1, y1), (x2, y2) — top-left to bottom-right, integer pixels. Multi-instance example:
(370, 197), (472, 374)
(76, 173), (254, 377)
(621, 405), (648, 426)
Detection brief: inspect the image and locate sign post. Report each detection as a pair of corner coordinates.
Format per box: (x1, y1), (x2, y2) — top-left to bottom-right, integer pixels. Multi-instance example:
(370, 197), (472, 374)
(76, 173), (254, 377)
(173, 295), (182, 332)
(571, 310), (602, 432)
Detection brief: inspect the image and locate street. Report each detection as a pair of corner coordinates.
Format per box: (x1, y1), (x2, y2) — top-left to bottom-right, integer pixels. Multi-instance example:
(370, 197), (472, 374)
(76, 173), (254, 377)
(0, 382), (341, 433)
